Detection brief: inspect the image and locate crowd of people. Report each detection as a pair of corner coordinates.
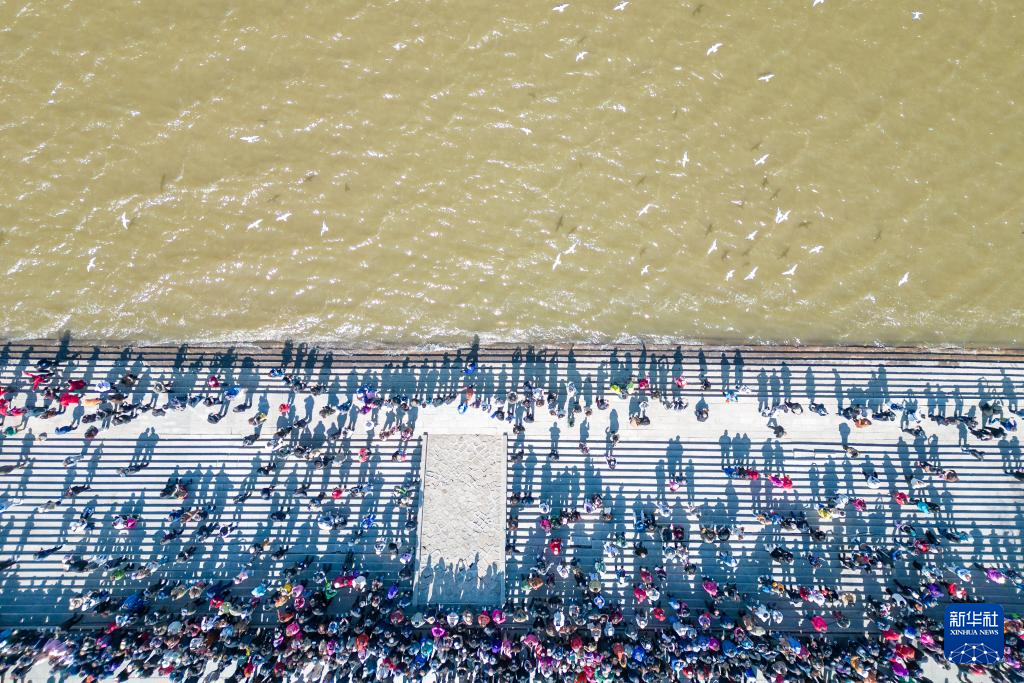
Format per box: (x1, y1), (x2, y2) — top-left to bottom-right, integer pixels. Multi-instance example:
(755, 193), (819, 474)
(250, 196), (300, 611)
(0, 352), (1022, 682)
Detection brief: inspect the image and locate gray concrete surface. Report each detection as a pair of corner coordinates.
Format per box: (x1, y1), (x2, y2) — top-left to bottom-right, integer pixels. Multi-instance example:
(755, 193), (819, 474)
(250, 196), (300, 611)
(414, 433), (506, 606)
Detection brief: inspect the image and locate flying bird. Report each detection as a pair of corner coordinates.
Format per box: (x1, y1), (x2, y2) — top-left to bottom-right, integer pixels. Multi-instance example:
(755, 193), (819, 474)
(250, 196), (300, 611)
(808, 245), (824, 254)
(775, 208), (791, 224)
(681, 151), (690, 167)
(86, 257), (96, 272)
(553, 3), (569, 11)
(746, 230), (758, 241)
(744, 267), (758, 281)
(614, 1), (629, 10)
(552, 253), (563, 270)
(725, 269), (735, 281)
(247, 219), (262, 230)
(758, 73), (775, 82)
(119, 212), (130, 229)
(638, 203), (656, 216)
(575, 51), (588, 62)
(911, 10), (922, 19)
(706, 43), (723, 56)
(898, 272), (910, 287)
(782, 264), (797, 276)
(640, 265), (649, 275)
(276, 212), (292, 222)
(707, 239), (718, 255)
(321, 220), (329, 236)
(754, 154), (769, 166)
(812, 0), (824, 6)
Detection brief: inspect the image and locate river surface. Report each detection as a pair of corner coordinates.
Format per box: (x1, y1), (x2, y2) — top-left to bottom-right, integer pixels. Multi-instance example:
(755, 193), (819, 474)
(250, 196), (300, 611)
(1, 1), (1021, 346)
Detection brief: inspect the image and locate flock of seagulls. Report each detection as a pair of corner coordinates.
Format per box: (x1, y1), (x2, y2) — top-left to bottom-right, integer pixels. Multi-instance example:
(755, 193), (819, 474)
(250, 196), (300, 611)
(105, 1), (926, 296)
(700, 214), (827, 284)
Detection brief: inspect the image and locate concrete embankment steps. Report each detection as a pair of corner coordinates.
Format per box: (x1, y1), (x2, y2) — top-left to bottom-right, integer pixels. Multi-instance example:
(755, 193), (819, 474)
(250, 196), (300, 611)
(1, 342), (1022, 401)
(504, 436), (1024, 636)
(0, 342), (1021, 632)
(0, 432), (423, 625)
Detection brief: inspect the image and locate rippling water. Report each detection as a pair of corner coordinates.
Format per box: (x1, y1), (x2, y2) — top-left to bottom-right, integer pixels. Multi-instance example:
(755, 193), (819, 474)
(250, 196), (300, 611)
(1, 1), (1021, 346)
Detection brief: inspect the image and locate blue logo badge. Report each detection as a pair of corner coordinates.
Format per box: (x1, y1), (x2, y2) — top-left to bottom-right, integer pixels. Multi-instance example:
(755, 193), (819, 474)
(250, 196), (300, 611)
(945, 603), (1003, 664)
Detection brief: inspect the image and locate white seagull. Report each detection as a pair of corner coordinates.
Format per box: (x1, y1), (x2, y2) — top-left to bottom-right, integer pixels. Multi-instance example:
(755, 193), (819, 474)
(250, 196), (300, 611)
(812, 0), (824, 6)
(782, 264), (797, 276)
(119, 212), (130, 229)
(775, 208), (791, 224)
(681, 151), (690, 167)
(706, 43), (723, 56)
(246, 219), (262, 230)
(725, 269), (735, 281)
(640, 264), (649, 275)
(746, 230), (758, 241)
(898, 272), (910, 287)
(758, 73), (775, 82)
(276, 212), (292, 222)
(86, 257), (96, 272)
(321, 220), (329, 236)
(638, 203), (656, 217)
(553, 3), (569, 11)
(552, 253), (563, 270)
(744, 266), (758, 281)
(912, 11), (922, 20)
(707, 239), (718, 255)
(576, 51), (588, 62)
(808, 245), (824, 254)
(614, 1), (629, 10)
(754, 154), (769, 166)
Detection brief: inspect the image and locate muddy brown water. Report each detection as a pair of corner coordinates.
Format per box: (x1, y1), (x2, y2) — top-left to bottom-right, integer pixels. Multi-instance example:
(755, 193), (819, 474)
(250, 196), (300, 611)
(1, 2), (1021, 346)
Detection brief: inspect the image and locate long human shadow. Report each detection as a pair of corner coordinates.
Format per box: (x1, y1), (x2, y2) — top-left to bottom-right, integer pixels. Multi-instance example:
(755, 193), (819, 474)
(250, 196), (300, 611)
(416, 556), (502, 607)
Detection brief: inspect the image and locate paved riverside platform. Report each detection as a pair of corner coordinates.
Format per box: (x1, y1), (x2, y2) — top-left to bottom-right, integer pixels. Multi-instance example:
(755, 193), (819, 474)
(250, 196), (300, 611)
(0, 340), (1021, 641)
(413, 433), (506, 606)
